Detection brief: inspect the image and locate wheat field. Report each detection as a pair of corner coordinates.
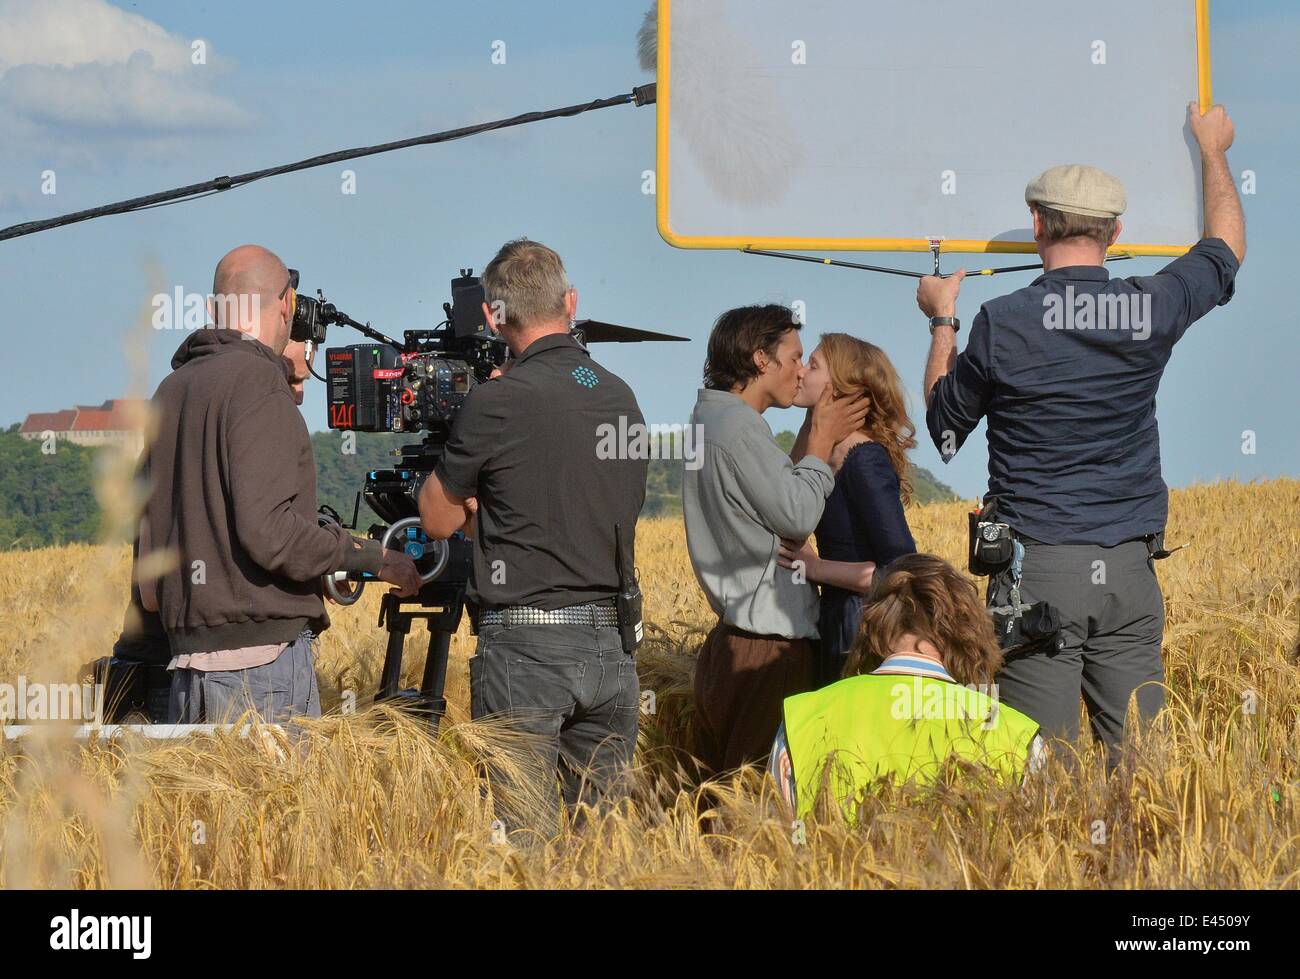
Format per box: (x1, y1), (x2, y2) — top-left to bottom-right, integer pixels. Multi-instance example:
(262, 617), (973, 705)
(0, 479), (1296, 889)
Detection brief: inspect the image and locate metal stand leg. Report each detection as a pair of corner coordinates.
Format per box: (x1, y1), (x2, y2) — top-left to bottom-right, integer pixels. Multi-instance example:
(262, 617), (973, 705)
(373, 586), (465, 732)
(420, 627), (452, 732)
(377, 595), (412, 702)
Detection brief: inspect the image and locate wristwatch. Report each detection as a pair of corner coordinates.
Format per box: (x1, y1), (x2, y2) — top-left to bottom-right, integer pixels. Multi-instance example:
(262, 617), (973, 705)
(928, 315), (960, 334)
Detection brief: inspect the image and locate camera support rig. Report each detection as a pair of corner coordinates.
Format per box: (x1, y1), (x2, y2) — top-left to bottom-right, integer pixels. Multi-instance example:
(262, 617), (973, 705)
(374, 569), (466, 727)
(311, 269), (690, 733)
(320, 434), (474, 733)
(368, 437), (473, 731)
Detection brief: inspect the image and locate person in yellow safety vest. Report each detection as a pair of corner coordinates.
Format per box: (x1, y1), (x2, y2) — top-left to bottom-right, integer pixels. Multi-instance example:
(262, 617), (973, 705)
(770, 553), (1046, 822)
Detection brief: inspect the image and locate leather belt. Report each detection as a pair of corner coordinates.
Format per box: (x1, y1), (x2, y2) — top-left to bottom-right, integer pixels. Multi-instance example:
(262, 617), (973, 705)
(478, 601), (618, 628)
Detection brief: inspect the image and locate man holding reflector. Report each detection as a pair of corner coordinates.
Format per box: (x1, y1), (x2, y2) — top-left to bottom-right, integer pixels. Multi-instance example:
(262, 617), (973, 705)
(917, 104), (1245, 759)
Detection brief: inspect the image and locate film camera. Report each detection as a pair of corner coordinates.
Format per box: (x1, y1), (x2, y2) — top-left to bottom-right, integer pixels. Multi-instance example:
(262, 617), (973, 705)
(317, 272), (501, 437)
(295, 270), (686, 727)
(289, 270), (509, 725)
(309, 272), (502, 612)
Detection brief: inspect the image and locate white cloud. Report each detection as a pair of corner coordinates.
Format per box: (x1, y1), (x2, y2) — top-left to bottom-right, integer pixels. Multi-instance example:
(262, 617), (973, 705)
(4, 52), (253, 133)
(0, 0), (189, 73)
(0, 0), (253, 135)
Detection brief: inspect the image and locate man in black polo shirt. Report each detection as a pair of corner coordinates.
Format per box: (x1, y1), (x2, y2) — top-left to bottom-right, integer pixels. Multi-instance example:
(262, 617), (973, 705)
(418, 238), (648, 837)
(916, 103), (1245, 756)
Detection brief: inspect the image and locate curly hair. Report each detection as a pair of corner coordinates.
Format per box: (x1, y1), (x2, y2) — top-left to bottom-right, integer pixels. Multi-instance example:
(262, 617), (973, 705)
(815, 332), (917, 504)
(844, 553), (1003, 686)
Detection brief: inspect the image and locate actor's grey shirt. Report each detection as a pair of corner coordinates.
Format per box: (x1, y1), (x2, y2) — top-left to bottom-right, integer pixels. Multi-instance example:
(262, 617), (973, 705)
(682, 389), (835, 639)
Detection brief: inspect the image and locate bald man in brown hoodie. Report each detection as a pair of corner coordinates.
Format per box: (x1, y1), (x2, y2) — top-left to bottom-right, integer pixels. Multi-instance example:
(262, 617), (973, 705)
(138, 245), (420, 725)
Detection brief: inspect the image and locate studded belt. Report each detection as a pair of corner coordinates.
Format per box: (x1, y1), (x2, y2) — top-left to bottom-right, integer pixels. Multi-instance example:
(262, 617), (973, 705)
(478, 601), (619, 628)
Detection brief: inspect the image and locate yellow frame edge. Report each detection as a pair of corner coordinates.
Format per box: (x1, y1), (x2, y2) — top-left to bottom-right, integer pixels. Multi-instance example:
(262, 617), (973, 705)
(656, 0), (1212, 258)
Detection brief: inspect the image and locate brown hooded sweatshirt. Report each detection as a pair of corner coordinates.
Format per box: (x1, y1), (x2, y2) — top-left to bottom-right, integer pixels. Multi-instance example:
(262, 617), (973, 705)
(140, 328), (382, 654)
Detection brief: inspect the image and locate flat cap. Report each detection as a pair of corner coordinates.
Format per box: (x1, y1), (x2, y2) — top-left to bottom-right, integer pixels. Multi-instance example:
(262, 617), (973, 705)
(1025, 164), (1126, 218)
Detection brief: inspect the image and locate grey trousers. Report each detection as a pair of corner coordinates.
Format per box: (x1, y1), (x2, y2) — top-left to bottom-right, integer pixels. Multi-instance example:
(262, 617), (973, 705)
(168, 632), (322, 725)
(990, 539), (1165, 753)
(470, 622), (639, 839)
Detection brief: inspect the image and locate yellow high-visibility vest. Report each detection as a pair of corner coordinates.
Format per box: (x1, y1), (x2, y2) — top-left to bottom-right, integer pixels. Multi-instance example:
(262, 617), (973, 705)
(783, 673), (1039, 822)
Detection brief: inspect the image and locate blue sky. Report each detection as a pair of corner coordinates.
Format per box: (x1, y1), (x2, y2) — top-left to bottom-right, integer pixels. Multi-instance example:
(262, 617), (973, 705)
(0, 0), (1295, 499)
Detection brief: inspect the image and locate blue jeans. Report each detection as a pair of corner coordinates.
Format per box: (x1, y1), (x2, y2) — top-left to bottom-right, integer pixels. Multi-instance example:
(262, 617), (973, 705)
(470, 622), (639, 838)
(168, 632), (321, 725)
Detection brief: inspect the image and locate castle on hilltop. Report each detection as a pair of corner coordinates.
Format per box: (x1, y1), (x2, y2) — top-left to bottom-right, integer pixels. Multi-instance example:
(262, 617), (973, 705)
(18, 399), (147, 456)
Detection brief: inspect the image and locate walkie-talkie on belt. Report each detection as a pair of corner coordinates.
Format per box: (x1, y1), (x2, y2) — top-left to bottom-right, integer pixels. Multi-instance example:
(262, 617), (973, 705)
(614, 522), (643, 655)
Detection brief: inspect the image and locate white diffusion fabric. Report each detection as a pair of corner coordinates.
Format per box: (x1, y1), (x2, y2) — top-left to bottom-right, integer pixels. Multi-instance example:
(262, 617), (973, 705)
(658, 0), (1205, 253)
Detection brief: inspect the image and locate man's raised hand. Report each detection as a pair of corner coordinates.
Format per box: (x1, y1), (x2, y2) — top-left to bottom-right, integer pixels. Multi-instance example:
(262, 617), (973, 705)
(806, 384), (870, 462)
(1188, 102), (1235, 155)
(916, 268), (966, 319)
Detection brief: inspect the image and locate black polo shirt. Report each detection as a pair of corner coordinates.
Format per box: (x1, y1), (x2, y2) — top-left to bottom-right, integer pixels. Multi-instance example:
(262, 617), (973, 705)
(433, 332), (648, 609)
(927, 237), (1239, 546)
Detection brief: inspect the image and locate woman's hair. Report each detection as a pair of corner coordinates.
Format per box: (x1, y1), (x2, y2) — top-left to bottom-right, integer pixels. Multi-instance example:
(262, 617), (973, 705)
(845, 553), (1004, 686)
(703, 304), (801, 392)
(816, 332), (917, 504)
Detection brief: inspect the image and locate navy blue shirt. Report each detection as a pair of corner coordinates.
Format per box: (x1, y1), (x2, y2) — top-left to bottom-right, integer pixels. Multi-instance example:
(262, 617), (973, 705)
(812, 441), (916, 669)
(814, 441), (916, 567)
(927, 238), (1239, 545)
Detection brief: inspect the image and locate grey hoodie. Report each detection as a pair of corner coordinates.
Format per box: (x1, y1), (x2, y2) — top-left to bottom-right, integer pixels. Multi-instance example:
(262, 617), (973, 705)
(682, 389), (834, 639)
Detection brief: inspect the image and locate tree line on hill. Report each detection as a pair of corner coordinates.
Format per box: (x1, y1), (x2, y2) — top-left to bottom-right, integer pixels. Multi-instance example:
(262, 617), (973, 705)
(0, 426), (957, 549)
(0, 426), (102, 548)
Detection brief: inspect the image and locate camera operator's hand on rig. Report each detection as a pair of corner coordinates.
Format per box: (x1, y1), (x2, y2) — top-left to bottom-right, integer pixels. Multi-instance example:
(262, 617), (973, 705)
(378, 550), (422, 598)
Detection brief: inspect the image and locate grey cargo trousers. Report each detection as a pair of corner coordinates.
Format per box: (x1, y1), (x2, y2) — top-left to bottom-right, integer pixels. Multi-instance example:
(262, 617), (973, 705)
(990, 539), (1166, 754)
